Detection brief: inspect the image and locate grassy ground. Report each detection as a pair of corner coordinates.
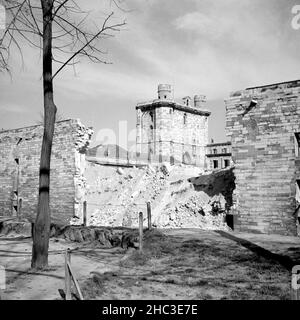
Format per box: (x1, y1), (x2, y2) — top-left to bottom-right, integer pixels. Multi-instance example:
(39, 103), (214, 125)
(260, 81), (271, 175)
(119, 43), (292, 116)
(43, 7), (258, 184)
(1, 228), (298, 300)
(81, 229), (293, 300)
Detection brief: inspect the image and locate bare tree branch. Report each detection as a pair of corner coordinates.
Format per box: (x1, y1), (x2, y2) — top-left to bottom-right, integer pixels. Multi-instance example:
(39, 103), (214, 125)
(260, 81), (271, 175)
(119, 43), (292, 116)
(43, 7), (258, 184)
(0, 0), (126, 75)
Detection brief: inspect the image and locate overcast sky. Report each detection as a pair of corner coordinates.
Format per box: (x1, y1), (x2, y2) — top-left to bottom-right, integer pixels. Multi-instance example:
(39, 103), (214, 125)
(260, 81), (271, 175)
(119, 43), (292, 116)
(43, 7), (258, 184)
(1, 0), (300, 147)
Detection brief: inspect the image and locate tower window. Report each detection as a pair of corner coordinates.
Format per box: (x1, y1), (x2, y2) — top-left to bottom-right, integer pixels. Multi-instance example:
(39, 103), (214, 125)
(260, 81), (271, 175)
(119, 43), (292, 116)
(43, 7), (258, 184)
(104, 147), (109, 157)
(213, 160), (218, 169)
(183, 113), (187, 125)
(149, 111), (154, 122)
(294, 132), (300, 157)
(164, 95), (167, 99)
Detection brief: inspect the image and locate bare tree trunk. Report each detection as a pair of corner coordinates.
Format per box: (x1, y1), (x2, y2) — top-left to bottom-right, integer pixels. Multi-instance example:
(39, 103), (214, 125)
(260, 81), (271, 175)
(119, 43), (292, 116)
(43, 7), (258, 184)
(31, 0), (56, 269)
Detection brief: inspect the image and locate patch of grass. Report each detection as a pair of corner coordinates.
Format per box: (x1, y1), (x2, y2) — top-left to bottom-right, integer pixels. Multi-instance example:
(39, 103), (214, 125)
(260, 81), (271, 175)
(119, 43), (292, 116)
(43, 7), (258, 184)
(185, 268), (196, 273)
(257, 284), (287, 298)
(165, 278), (176, 284)
(143, 229), (177, 257)
(197, 293), (214, 300)
(81, 273), (108, 299)
(119, 250), (150, 267)
(229, 288), (250, 300)
(194, 279), (209, 286)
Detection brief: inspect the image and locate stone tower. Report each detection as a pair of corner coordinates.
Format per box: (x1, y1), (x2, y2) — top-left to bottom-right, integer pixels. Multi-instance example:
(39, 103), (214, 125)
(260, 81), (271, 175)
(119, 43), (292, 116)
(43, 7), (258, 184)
(136, 84), (211, 167)
(225, 79), (300, 235)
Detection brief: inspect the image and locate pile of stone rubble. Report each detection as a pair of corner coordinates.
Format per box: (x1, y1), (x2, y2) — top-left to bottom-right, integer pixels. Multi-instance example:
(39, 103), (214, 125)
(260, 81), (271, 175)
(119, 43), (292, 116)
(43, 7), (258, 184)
(153, 190), (230, 230)
(85, 163), (233, 231)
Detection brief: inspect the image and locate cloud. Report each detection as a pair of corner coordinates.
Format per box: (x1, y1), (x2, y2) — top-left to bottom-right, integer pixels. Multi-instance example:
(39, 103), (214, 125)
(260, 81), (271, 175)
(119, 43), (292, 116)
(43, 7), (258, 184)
(1, 0), (300, 143)
(174, 12), (223, 39)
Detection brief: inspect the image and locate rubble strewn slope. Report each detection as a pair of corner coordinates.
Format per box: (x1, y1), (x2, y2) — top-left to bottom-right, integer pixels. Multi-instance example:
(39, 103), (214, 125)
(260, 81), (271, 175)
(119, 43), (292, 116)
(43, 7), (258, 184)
(84, 161), (235, 231)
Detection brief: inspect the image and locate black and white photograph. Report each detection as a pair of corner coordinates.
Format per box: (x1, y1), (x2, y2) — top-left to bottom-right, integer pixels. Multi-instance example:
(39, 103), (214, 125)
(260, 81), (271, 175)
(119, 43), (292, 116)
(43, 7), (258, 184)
(0, 0), (300, 306)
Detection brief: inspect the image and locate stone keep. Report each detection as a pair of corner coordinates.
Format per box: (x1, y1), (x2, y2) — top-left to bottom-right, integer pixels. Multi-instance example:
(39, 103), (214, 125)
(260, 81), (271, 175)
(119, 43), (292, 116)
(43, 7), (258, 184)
(225, 80), (300, 235)
(136, 84), (210, 167)
(0, 119), (93, 224)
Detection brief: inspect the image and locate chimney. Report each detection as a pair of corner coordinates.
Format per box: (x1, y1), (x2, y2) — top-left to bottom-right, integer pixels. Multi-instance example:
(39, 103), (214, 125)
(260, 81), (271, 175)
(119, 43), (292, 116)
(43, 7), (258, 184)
(182, 96), (192, 107)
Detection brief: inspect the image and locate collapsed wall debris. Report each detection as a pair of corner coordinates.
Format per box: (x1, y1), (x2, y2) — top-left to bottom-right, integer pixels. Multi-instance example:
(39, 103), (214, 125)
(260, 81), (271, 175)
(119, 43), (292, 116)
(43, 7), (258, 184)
(152, 168), (234, 230)
(85, 162), (233, 231)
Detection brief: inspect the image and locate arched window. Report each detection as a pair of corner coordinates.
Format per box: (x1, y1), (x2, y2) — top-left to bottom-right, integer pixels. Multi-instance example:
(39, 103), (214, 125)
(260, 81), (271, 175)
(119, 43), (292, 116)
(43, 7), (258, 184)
(183, 151), (192, 165)
(183, 113), (187, 125)
(149, 111), (154, 122)
(104, 147), (109, 157)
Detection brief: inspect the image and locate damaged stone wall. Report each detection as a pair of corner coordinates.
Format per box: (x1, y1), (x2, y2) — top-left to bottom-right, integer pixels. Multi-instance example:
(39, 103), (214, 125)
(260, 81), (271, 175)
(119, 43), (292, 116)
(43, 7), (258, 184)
(225, 80), (300, 235)
(0, 119), (93, 224)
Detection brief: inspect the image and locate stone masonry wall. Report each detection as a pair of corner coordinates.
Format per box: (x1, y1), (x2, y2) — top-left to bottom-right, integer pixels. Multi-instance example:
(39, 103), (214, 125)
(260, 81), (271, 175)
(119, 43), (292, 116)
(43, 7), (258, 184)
(225, 80), (300, 235)
(0, 119), (93, 224)
(136, 103), (209, 167)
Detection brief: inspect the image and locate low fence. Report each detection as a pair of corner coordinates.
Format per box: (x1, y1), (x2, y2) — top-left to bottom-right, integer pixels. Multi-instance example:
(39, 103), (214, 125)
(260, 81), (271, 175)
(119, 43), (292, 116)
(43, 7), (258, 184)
(62, 204), (152, 300)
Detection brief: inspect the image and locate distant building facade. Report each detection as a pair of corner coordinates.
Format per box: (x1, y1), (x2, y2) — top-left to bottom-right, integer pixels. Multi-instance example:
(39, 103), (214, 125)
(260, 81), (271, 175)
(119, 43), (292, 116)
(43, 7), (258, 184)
(136, 84), (211, 167)
(205, 141), (232, 170)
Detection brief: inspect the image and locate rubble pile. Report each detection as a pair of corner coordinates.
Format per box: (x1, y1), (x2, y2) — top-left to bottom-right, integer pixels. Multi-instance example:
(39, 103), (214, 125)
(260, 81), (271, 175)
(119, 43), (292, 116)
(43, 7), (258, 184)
(86, 164), (168, 227)
(86, 165), (144, 226)
(85, 162), (234, 231)
(153, 190), (229, 230)
(188, 167), (235, 210)
(122, 165), (168, 226)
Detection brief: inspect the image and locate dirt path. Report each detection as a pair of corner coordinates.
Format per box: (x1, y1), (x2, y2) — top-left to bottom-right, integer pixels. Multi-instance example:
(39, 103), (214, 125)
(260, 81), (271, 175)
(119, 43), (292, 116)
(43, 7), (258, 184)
(0, 237), (124, 300)
(1, 229), (299, 300)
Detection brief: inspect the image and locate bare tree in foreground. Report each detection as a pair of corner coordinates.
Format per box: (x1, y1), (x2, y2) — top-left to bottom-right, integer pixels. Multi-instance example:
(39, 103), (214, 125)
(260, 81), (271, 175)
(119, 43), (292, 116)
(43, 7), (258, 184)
(0, 0), (126, 269)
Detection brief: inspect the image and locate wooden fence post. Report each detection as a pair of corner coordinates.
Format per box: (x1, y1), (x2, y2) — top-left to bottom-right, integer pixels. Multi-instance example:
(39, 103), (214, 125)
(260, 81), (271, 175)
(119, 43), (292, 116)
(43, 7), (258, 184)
(65, 249), (72, 300)
(291, 267), (300, 300)
(83, 201), (87, 227)
(147, 201), (152, 230)
(139, 212), (143, 252)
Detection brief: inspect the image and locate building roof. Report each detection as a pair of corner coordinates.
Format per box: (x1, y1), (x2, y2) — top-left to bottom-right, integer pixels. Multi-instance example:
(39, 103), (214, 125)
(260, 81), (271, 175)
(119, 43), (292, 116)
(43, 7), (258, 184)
(229, 79), (300, 98)
(136, 99), (211, 116)
(246, 79), (300, 91)
(206, 141), (231, 147)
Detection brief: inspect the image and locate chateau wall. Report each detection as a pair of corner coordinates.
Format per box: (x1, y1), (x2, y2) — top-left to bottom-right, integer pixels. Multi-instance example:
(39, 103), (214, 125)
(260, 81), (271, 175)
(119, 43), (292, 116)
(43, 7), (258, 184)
(225, 80), (300, 235)
(0, 119), (93, 224)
